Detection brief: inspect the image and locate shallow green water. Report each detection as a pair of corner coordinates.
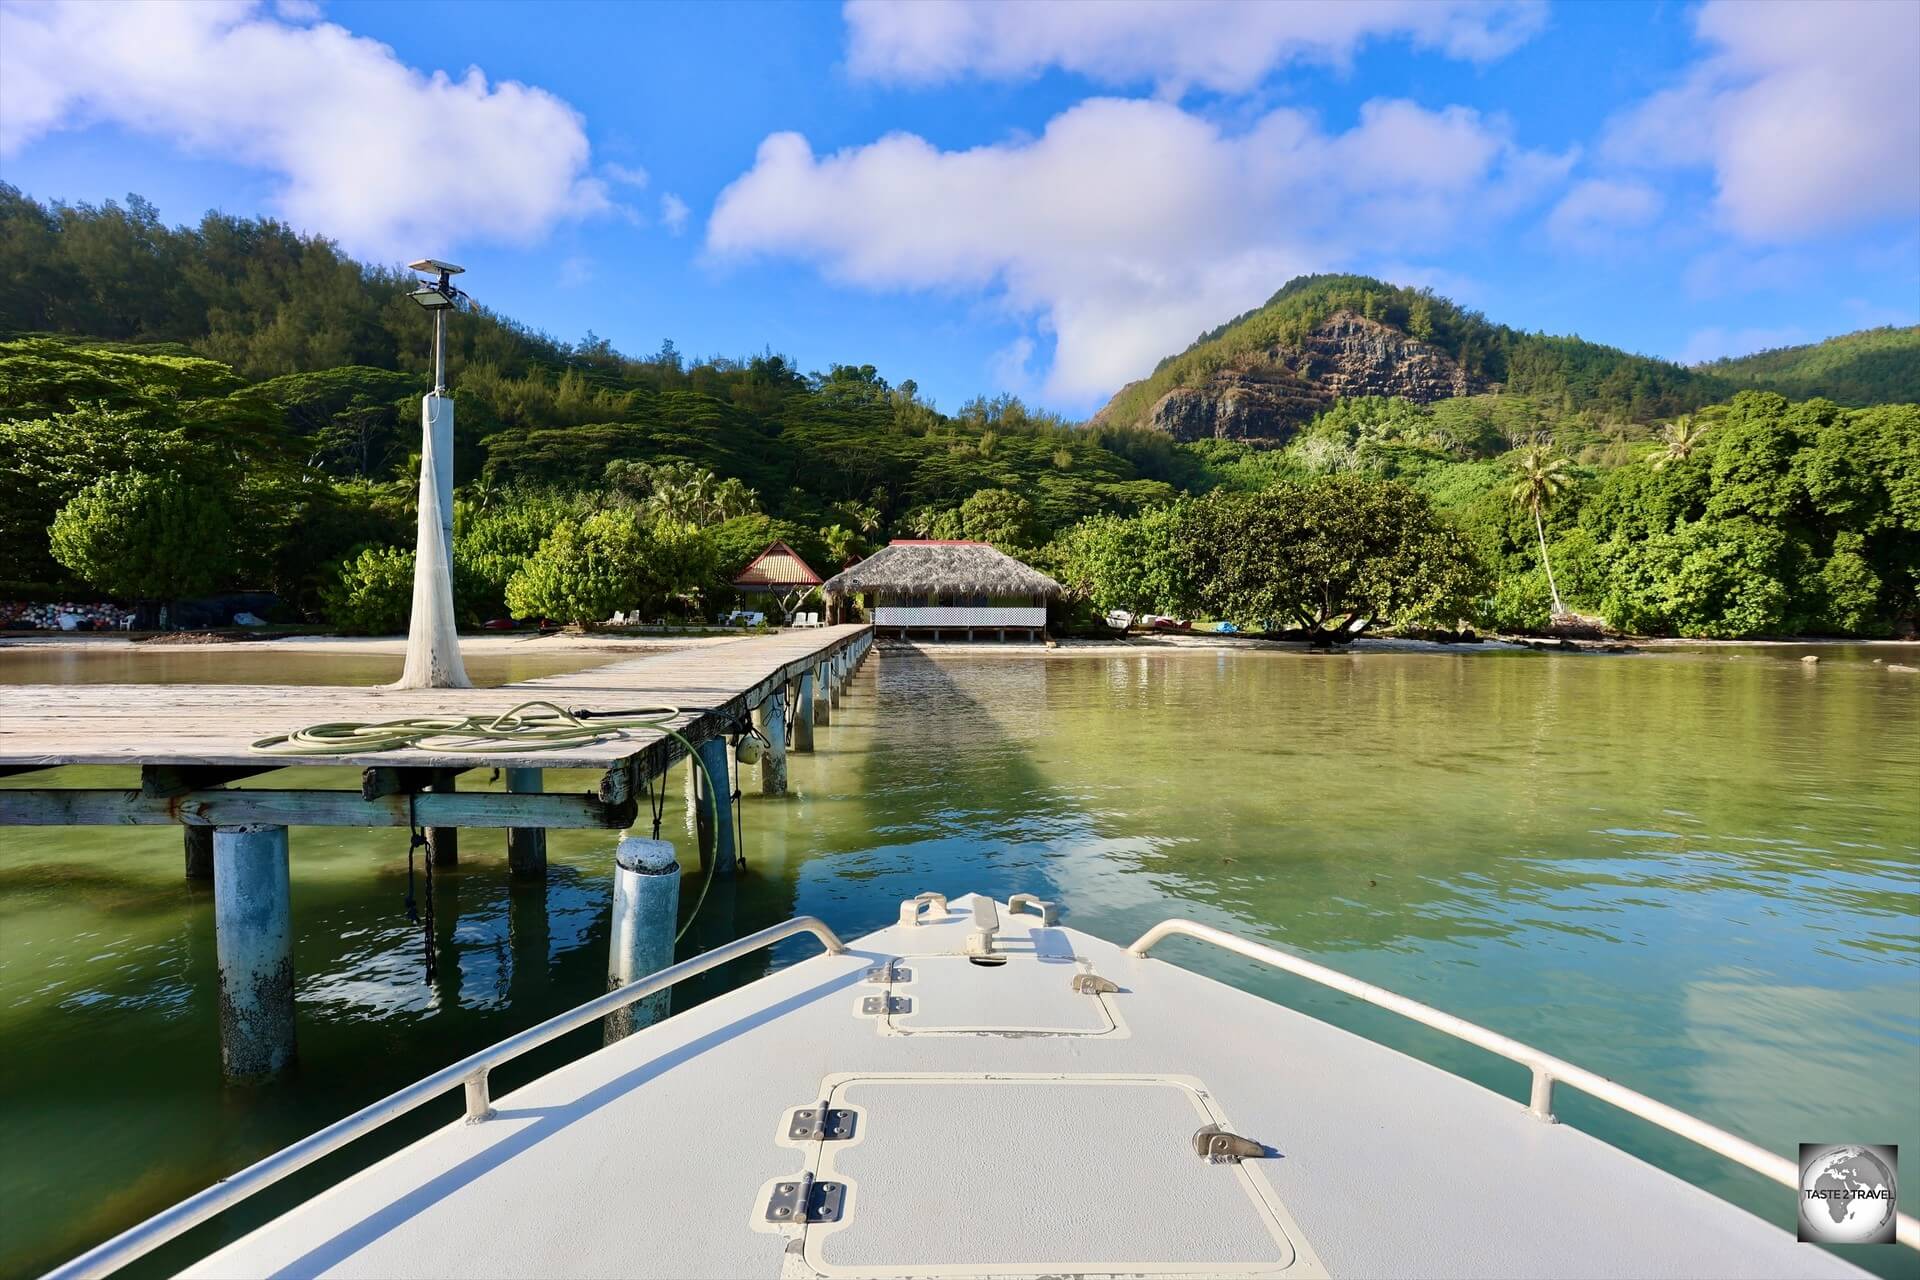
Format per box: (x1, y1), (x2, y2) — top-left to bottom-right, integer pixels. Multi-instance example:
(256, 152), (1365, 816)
(2, 643), (1917, 1277)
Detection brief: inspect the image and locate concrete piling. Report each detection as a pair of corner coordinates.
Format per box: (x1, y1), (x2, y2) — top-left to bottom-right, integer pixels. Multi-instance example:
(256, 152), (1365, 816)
(813, 661), (831, 726)
(185, 825), (214, 880)
(504, 768), (547, 878)
(755, 691), (788, 796)
(213, 824), (297, 1078)
(604, 834), (679, 1041)
(830, 651), (844, 708)
(792, 672), (815, 752)
(693, 736), (737, 874)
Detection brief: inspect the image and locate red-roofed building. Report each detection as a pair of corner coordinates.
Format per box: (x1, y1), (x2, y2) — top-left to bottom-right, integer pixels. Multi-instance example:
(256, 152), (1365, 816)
(730, 540), (823, 598)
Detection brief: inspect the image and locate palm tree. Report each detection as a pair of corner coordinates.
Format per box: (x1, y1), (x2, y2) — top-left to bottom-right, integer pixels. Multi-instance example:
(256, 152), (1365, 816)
(1654, 415), (1706, 470)
(1509, 443), (1573, 616)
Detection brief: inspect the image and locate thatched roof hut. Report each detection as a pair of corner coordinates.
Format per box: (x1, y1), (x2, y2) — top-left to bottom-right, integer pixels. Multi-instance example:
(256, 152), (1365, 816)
(730, 540), (822, 595)
(822, 541), (1059, 638)
(822, 541), (1060, 599)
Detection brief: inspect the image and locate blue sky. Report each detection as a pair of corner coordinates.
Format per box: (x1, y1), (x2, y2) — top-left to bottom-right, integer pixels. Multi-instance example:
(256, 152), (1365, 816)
(2, 0), (1915, 416)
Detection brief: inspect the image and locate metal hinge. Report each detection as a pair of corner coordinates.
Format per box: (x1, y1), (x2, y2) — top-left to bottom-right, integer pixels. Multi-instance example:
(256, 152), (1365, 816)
(1193, 1124), (1265, 1164)
(861, 995), (909, 1015)
(1070, 973), (1118, 995)
(765, 1172), (845, 1225)
(787, 1103), (857, 1141)
(864, 961), (910, 984)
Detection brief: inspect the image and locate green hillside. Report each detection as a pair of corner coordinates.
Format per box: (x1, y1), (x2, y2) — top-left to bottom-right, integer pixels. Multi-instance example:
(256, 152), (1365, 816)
(2, 189), (1915, 640)
(1100, 273), (1731, 428)
(1699, 326), (1920, 406)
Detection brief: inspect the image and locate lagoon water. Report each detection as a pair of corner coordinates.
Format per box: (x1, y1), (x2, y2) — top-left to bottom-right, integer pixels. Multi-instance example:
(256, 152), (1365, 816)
(2, 642), (1917, 1276)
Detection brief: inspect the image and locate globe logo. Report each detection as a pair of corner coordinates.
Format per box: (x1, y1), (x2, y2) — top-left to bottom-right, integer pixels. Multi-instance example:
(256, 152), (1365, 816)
(1799, 1144), (1898, 1245)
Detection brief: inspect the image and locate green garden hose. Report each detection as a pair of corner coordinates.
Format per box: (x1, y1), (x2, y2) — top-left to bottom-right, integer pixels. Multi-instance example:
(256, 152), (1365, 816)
(252, 700), (734, 943)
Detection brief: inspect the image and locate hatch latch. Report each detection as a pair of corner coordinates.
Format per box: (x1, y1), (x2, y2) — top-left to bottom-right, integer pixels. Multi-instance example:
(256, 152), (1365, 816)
(1070, 973), (1119, 995)
(1193, 1123), (1266, 1163)
(787, 1102), (857, 1141)
(764, 1171), (845, 1224)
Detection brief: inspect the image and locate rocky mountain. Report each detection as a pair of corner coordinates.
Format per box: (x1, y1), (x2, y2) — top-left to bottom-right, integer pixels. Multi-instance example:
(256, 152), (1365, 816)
(1093, 274), (1727, 441)
(1104, 309), (1488, 442)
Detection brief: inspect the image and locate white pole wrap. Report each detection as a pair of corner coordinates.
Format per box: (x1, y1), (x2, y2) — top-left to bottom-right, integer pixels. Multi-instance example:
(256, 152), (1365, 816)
(394, 391), (470, 690)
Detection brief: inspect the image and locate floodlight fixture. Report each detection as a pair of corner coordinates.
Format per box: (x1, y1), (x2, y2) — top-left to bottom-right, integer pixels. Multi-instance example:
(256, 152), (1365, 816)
(405, 255), (472, 390)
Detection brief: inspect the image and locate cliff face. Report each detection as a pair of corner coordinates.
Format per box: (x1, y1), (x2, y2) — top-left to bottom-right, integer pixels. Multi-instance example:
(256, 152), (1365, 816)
(1105, 309), (1488, 442)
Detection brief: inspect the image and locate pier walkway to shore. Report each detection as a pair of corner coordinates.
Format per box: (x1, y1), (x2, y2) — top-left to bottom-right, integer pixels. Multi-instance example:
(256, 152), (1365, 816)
(0, 624), (873, 1078)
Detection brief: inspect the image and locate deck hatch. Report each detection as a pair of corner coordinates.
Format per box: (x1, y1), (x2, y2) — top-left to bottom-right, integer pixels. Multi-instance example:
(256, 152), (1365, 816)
(795, 1074), (1321, 1278)
(881, 954), (1121, 1036)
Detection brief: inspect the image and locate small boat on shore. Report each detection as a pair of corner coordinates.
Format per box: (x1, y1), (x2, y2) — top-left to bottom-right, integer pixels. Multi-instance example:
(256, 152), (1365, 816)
(52, 893), (1912, 1278)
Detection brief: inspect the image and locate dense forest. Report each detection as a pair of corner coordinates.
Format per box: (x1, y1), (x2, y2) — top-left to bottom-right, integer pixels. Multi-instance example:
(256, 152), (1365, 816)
(2, 187), (1916, 638)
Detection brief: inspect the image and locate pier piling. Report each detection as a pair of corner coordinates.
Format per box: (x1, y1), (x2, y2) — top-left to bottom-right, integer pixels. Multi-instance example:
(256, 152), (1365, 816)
(604, 835), (679, 1040)
(813, 661), (831, 726)
(792, 673), (814, 752)
(424, 770), (458, 866)
(505, 768), (547, 878)
(693, 737), (737, 874)
(212, 824), (296, 1078)
(830, 652), (844, 708)
(755, 692), (788, 796)
(184, 826), (214, 880)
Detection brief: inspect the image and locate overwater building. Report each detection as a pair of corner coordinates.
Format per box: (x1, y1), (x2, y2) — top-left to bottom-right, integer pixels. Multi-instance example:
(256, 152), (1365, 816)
(821, 540), (1060, 640)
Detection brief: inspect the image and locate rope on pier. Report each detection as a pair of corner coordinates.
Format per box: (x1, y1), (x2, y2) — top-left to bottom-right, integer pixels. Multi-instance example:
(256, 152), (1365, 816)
(249, 700), (683, 755)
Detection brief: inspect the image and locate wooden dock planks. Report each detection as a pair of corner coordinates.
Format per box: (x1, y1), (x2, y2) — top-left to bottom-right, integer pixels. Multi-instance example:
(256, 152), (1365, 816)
(0, 626), (866, 778)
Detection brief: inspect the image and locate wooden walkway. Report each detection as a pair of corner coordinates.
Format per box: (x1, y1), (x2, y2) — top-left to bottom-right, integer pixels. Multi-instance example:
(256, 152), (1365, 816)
(0, 625), (869, 830)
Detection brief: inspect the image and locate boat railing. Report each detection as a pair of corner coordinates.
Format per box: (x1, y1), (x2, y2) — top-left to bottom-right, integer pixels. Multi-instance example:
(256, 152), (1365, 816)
(1128, 917), (1919, 1252)
(46, 915), (849, 1280)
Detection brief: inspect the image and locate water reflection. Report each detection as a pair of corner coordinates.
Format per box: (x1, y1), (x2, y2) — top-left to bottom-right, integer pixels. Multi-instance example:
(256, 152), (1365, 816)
(1, 643), (1916, 1276)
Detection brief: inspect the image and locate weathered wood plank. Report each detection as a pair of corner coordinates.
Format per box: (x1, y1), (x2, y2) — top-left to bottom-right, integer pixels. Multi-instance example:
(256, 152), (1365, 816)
(0, 789), (637, 829)
(0, 626), (869, 774)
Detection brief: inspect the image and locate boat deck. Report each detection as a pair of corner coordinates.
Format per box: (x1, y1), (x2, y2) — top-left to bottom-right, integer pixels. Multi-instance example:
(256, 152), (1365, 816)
(184, 896), (1859, 1279)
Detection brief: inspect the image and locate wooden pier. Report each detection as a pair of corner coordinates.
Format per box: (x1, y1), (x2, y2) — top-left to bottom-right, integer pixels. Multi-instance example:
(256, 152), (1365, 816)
(0, 625), (874, 1077)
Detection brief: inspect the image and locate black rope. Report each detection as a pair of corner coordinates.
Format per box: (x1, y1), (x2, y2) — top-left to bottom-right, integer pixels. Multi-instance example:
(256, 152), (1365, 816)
(643, 767), (667, 841)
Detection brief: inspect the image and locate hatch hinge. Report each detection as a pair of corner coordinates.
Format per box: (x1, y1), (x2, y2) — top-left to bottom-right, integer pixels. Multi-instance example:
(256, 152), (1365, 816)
(864, 961), (911, 984)
(1070, 973), (1119, 995)
(1193, 1123), (1266, 1163)
(764, 1172), (846, 1225)
(860, 994), (910, 1015)
(787, 1102), (858, 1141)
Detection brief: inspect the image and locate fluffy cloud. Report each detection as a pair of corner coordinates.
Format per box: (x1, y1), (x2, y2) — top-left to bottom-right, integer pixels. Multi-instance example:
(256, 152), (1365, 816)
(1546, 178), (1662, 251)
(1605, 0), (1919, 242)
(709, 97), (1566, 402)
(843, 0), (1546, 95)
(0, 0), (607, 254)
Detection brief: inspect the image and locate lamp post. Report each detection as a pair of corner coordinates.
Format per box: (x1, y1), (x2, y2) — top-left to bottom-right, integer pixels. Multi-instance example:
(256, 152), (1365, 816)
(394, 259), (471, 690)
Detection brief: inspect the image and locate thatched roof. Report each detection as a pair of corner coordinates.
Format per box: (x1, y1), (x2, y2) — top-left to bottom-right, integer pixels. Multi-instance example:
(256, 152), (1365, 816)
(731, 539), (822, 589)
(821, 541), (1061, 598)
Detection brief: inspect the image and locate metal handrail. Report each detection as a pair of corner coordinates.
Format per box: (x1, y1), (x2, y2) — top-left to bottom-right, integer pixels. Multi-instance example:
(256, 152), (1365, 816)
(1128, 918), (1919, 1252)
(47, 915), (849, 1280)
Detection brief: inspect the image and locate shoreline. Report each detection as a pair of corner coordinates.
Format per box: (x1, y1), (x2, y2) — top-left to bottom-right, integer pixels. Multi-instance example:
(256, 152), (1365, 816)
(3, 631), (1915, 659)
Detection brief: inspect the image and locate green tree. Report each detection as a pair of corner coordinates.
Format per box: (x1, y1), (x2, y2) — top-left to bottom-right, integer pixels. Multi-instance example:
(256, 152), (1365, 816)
(1508, 444), (1574, 615)
(506, 511), (649, 624)
(958, 487), (1037, 548)
(1654, 415), (1706, 470)
(321, 545), (416, 634)
(48, 470), (236, 604)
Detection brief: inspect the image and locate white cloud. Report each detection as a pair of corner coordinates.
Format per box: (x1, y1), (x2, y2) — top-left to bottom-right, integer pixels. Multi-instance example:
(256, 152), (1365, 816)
(659, 193), (690, 236)
(0, 0), (607, 255)
(604, 163), (651, 189)
(1605, 0), (1920, 242)
(1546, 178), (1662, 251)
(709, 97), (1567, 402)
(844, 0), (1547, 95)
(1676, 325), (1807, 366)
